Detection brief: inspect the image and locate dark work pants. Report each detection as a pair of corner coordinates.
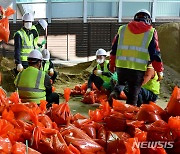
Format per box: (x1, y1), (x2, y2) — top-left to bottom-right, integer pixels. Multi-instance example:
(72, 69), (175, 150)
(46, 92), (59, 108)
(137, 88), (158, 107)
(115, 67), (145, 106)
(88, 73), (104, 90)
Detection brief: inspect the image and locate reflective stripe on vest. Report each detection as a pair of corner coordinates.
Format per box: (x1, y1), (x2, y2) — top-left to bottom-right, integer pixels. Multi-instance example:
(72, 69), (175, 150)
(16, 28), (34, 61)
(116, 25), (154, 71)
(142, 72), (160, 94)
(15, 66), (46, 104)
(97, 60), (111, 83)
(42, 60), (50, 73)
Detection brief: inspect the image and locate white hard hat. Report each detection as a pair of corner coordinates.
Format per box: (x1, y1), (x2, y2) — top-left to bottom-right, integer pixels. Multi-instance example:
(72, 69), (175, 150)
(38, 19), (48, 30)
(42, 49), (50, 60)
(22, 13), (34, 22)
(28, 49), (43, 60)
(96, 48), (107, 56)
(135, 9), (151, 18)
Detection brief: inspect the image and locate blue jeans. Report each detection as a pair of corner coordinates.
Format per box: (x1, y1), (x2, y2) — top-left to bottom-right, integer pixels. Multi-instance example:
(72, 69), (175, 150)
(137, 88), (158, 107)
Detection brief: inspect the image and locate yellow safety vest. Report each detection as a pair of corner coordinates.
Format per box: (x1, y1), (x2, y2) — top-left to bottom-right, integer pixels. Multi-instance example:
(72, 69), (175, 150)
(15, 28), (35, 61)
(31, 25), (39, 47)
(97, 60), (111, 83)
(142, 71), (160, 94)
(14, 66), (46, 104)
(116, 25), (154, 71)
(41, 60), (50, 74)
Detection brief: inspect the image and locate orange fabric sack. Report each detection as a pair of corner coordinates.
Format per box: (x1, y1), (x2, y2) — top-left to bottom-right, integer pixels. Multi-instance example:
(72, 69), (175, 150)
(0, 7), (15, 43)
(166, 86), (180, 116)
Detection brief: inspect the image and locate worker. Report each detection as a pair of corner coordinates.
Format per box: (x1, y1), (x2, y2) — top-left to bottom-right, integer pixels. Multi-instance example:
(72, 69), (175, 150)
(86, 48), (117, 93)
(14, 13), (35, 72)
(14, 49), (59, 108)
(109, 9), (164, 106)
(41, 49), (57, 83)
(31, 19), (48, 49)
(123, 63), (160, 107)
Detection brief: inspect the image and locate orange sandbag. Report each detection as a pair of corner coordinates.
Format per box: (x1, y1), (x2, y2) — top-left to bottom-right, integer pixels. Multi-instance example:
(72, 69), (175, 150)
(51, 103), (71, 125)
(12, 142), (41, 154)
(9, 92), (21, 104)
(0, 17), (9, 43)
(106, 131), (130, 154)
(82, 91), (96, 104)
(168, 116), (180, 139)
(64, 88), (71, 102)
(136, 104), (161, 123)
(89, 109), (104, 122)
(0, 137), (12, 153)
(166, 86), (180, 116)
(147, 120), (173, 141)
(124, 138), (140, 154)
(63, 124), (104, 153)
(104, 111), (127, 132)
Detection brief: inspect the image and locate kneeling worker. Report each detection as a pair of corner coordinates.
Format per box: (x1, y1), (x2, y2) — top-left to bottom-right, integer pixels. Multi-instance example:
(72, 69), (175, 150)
(14, 49), (59, 107)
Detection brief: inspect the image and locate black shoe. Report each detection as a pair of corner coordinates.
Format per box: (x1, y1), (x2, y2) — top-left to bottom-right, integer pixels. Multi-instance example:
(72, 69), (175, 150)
(108, 90), (119, 107)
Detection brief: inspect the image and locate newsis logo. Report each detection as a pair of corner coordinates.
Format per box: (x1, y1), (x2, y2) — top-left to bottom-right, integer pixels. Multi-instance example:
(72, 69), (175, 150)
(133, 141), (174, 149)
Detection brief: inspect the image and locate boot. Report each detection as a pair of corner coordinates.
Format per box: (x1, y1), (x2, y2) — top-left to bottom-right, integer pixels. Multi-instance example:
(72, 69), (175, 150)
(108, 90), (120, 107)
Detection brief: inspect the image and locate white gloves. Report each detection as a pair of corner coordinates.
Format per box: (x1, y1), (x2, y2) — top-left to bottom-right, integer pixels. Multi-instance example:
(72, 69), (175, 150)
(49, 68), (54, 76)
(94, 70), (102, 76)
(17, 64), (23, 72)
(86, 88), (91, 93)
(157, 72), (163, 81)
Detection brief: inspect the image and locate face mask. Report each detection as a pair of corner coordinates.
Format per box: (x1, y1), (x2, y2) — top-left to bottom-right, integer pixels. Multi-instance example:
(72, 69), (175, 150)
(96, 57), (105, 64)
(24, 22), (32, 30)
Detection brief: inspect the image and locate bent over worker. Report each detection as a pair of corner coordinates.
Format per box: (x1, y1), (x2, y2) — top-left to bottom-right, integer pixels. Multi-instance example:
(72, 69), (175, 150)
(14, 49), (59, 108)
(109, 9), (164, 106)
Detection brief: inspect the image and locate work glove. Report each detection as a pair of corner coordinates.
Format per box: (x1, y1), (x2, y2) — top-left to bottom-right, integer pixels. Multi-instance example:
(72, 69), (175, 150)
(49, 68), (54, 76)
(17, 64), (23, 72)
(157, 72), (163, 81)
(86, 88), (91, 93)
(94, 70), (102, 76)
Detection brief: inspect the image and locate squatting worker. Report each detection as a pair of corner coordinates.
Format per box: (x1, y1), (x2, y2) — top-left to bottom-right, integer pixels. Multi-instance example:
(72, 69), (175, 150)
(86, 48), (117, 93)
(14, 13), (35, 73)
(14, 49), (59, 108)
(109, 9), (164, 106)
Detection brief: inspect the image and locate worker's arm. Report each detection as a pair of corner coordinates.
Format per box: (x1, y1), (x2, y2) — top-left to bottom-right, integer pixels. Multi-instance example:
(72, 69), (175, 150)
(148, 30), (164, 73)
(142, 68), (155, 85)
(44, 74), (52, 95)
(109, 34), (119, 73)
(14, 33), (22, 64)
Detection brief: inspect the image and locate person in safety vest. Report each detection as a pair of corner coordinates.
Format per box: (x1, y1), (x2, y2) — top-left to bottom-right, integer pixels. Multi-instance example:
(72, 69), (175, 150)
(123, 62), (160, 107)
(86, 48), (117, 93)
(41, 49), (57, 83)
(31, 19), (48, 49)
(108, 9), (164, 106)
(14, 49), (59, 108)
(14, 13), (35, 73)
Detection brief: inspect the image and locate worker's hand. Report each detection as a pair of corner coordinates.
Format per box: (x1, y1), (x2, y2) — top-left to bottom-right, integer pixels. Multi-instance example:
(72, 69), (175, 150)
(157, 72), (163, 81)
(49, 68), (54, 76)
(94, 70), (102, 76)
(86, 88), (91, 93)
(17, 64), (23, 72)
